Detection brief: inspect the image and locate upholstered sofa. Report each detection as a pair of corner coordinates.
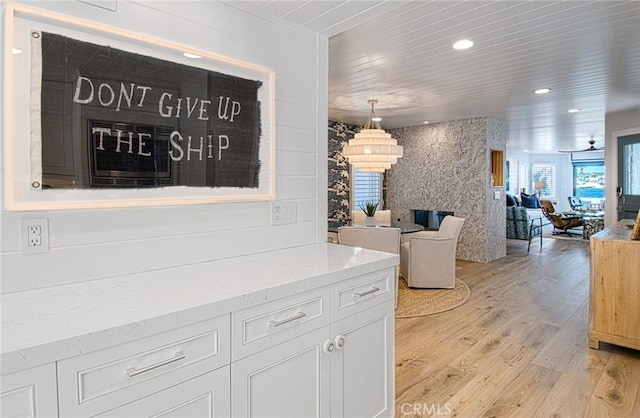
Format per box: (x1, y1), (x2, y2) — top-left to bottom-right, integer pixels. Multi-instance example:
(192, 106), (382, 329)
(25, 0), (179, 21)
(506, 206), (543, 252)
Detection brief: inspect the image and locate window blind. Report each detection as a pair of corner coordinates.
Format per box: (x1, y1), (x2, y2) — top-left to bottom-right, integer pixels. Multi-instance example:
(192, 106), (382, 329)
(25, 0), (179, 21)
(531, 163), (557, 200)
(518, 163), (528, 193)
(352, 168), (382, 209)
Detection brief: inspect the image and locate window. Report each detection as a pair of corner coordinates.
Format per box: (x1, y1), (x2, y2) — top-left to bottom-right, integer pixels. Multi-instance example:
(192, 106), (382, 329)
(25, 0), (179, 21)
(351, 168), (382, 210)
(531, 163), (557, 200)
(573, 161), (605, 203)
(518, 163), (528, 194)
(506, 160), (523, 195)
(622, 142), (640, 194)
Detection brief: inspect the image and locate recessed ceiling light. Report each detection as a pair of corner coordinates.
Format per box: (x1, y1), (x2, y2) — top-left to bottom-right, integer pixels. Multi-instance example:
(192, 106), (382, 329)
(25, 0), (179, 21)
(534, 88), (551, 94)
(453, 39), (474, 50)
(12, 48), (23, 55)
(183, 52), (202, 59)
(523, 149), (529, 153)
(567, 108), (581, 113)
(371, 117), (382, 122)
(423, 120), (430, 124)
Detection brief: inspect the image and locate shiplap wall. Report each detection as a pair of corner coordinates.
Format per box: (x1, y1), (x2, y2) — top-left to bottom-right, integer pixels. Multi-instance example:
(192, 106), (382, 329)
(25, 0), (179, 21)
(0, 0), (328, 293)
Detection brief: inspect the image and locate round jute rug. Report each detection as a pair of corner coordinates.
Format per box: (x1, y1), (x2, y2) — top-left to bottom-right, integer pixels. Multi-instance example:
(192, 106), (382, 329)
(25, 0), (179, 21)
(396, 278), (470, 318)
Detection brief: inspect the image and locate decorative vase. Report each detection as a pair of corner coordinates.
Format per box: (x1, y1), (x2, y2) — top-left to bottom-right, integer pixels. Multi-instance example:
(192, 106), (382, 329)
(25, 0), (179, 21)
(366, 216), (375, 227)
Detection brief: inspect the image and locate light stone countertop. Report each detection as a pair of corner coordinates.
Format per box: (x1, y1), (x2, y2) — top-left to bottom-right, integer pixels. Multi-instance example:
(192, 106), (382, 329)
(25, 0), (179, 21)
(1, 243), (398, 375)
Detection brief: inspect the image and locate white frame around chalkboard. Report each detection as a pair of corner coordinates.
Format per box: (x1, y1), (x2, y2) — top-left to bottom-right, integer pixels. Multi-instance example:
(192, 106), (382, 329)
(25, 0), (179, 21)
(3, 3), (275, 210)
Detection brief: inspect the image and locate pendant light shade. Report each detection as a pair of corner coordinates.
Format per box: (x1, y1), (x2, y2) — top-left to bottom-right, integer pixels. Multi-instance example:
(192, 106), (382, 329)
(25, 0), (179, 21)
(342, 99), (403, 173)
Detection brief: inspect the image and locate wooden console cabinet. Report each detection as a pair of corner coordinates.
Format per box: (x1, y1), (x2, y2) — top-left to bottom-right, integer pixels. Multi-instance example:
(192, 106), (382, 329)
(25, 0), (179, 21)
(589, 220), (640, 350)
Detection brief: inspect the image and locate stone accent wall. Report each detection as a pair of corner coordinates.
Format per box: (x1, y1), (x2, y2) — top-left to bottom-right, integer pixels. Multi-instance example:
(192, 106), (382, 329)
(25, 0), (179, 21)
(486, 118), (508, 262)
(387, 117), (506, 263)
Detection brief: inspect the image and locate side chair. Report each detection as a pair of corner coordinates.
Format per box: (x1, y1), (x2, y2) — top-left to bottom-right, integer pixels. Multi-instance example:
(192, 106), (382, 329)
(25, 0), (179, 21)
(351, 210), (392, 226)
(400, 215), (465, 289)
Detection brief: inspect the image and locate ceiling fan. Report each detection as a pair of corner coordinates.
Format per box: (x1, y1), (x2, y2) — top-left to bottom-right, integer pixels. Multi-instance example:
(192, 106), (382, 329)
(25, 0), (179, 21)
(558, 136), (604, 153)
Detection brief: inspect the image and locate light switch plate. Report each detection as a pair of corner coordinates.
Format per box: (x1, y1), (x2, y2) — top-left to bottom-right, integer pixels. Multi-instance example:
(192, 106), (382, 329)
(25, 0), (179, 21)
(494, 191), (501, 200)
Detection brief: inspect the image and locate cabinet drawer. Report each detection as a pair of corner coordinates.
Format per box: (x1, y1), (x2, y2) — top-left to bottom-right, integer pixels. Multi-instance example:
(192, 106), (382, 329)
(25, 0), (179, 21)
(232, 287), (330, 360)
(58, 315), (229, 418)
(95, 366), (230, 418)
(331, 268), (394, 321)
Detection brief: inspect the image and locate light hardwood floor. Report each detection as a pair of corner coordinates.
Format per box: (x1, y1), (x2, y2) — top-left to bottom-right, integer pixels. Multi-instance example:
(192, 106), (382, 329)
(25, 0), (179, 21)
(395, 236), (640, 418)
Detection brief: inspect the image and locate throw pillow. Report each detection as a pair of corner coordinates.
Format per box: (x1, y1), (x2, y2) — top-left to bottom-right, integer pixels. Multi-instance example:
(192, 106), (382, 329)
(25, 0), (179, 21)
(520, 192), (540, 208)
(506, 194), (518, 207)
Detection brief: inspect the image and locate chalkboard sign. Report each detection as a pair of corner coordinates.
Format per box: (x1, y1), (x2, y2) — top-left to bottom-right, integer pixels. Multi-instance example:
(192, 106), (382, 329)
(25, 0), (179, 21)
(39, 31), (264, 189)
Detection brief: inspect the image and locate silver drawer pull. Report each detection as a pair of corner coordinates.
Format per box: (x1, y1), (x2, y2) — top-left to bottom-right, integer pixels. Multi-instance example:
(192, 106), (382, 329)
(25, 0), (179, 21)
(126, 351), (185, 378)
(269, 311), (307, 327)
(354, 286), (380, 298)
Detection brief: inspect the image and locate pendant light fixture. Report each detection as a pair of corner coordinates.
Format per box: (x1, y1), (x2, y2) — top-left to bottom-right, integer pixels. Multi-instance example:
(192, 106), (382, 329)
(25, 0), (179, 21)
(342, 99), (403, 173)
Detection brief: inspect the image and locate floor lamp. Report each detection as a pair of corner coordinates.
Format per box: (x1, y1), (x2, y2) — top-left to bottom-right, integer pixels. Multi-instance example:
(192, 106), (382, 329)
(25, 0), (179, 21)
(534, 181), (546, 198)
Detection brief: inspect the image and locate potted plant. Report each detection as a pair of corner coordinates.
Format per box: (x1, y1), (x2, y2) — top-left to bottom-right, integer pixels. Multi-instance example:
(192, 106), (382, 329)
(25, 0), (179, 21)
(359, 200), (379, 226)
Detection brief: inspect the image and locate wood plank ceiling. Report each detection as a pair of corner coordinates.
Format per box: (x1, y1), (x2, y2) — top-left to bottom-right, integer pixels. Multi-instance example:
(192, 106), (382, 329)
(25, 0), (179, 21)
(225, 1), (640, 153)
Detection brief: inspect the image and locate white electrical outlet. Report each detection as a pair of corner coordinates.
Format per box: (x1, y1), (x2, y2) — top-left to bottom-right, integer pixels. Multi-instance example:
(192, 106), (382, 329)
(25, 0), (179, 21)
(271, 202), (297, 225)
(21, 218), (49, 254)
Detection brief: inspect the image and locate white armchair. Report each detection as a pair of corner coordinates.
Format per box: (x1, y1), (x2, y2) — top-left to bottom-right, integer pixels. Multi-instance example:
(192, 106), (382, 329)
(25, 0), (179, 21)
(374, 210), (392, 226)
(351, 210), (366, 225)
(327, 232), (338, 243)
(338, 226), (401, 305)
(351, 209), (392, 226)
(400, 216), (465, 289)
(338, 226), (400, 253)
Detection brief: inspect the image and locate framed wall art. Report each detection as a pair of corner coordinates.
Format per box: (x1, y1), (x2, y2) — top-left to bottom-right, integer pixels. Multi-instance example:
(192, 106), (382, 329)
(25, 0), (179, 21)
(3, 3), (275, 210)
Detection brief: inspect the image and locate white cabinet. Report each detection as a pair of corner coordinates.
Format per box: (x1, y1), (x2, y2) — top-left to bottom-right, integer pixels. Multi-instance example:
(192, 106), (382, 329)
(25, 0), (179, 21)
(0, 363), (58, 418)
(95, 366), (230, 418)
(57, 315), (230, 418)
(1, 246), (397, 418)
(231, 286), (331, 361)
(331, 268), (393, 321)
(231, 267), (395, 418)
(232, 326), (331, 418)
(330, 303), (394, 418)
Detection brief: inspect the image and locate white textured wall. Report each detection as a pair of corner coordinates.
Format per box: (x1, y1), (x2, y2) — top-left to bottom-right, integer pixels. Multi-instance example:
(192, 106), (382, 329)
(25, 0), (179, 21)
(387, 117), (506, 263)
(0, 0), (328, 293)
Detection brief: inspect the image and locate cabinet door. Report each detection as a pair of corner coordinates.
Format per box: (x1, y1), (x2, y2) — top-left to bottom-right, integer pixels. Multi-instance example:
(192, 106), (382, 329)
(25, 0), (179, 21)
(231, 326), (331, 418)
(0, 363), (58, 418)
(331, 302), (394, 418)
(95, 366), (230, 418)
